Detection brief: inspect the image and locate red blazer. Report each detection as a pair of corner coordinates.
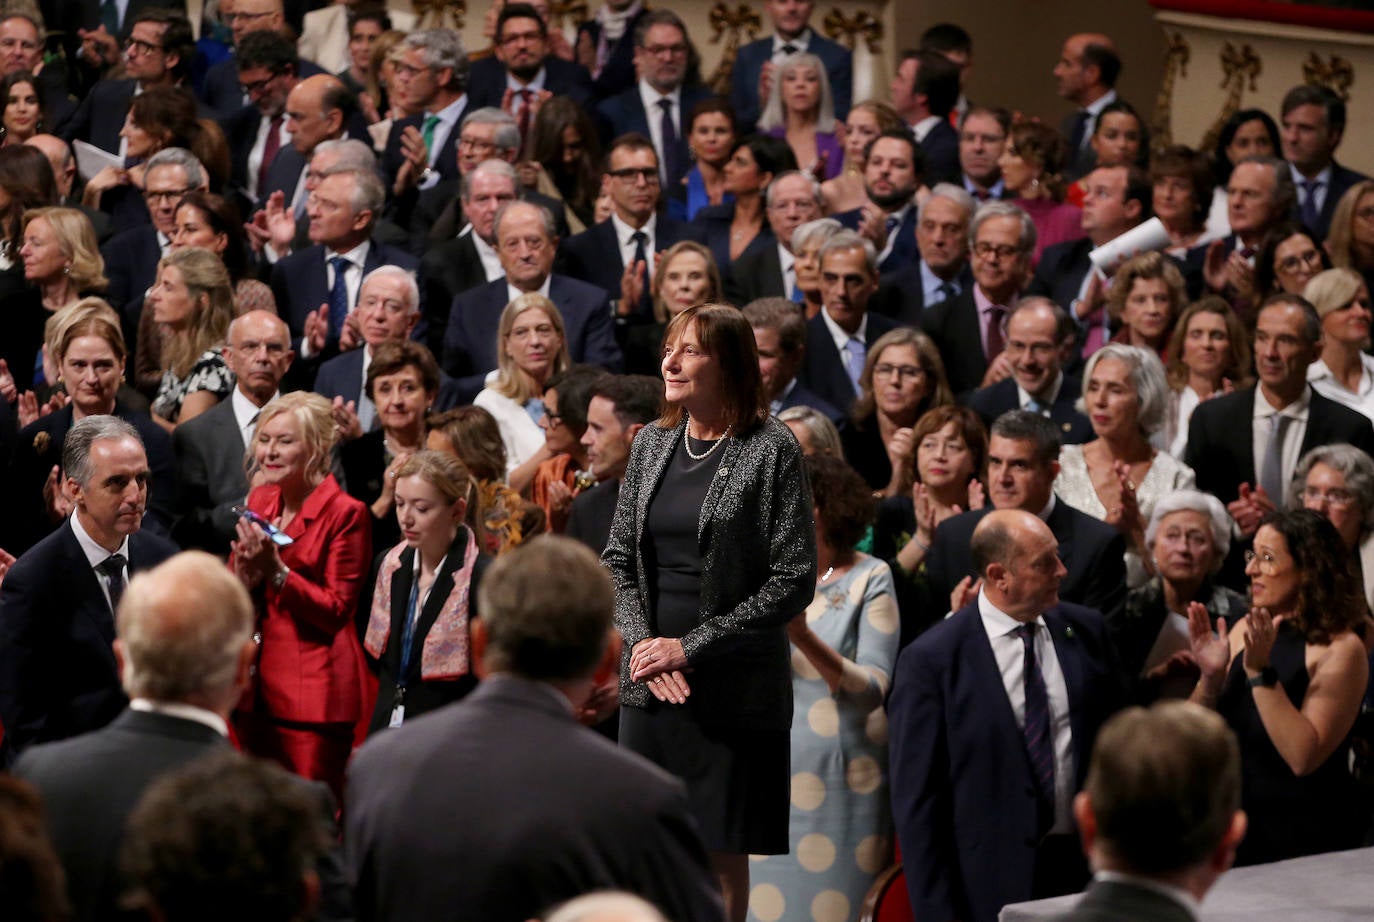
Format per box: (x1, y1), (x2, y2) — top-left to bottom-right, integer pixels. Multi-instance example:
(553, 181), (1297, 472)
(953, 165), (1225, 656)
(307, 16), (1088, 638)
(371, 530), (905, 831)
(237, 475), (373, 724)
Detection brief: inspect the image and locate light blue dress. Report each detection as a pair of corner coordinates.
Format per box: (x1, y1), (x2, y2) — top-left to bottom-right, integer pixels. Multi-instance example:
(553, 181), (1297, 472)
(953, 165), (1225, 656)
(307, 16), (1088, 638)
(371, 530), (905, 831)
(747, 554), (901, 922)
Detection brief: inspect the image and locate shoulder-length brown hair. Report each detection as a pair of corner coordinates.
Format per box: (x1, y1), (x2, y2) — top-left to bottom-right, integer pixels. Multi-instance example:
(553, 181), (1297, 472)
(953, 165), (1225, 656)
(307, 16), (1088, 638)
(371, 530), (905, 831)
(1260, 509), (1367, 645)
(899, 403), (988, 495)
(851, 327), (953, 427)
(656, 303), (767, 435)
(1164, 296), (1253, 392)
(651, 240), (722, 324)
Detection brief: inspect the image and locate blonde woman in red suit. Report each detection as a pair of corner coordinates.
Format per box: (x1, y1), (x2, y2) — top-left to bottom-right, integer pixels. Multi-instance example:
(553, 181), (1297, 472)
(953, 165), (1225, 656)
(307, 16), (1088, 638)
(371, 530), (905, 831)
(231, 391), (374, 801)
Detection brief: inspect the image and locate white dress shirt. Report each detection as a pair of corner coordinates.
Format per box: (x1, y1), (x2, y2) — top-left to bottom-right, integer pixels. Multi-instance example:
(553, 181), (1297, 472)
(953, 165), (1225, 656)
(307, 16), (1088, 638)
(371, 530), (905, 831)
(70, 511), (132, 613)
(247, 113), (290, 202)
(129, 698), (230, 737)
(611, 211), (656, 272)
(460, 224), (506, 281)
(637, 79), (682, 184)
(506, 275), (553, 305)
(777, 243), (796, 299)
(1308, 354), (1374, 421)
(820, 306), (867, 372)
(1078, 89), (1119, 151)
(771, 29), (813, 59)
(299, 241), (371, 360)
(911, 115), (942, 143)
(1252, 386), (1311, 506)
(231, 386), (274, 448)
(978, 589), (1076, 834)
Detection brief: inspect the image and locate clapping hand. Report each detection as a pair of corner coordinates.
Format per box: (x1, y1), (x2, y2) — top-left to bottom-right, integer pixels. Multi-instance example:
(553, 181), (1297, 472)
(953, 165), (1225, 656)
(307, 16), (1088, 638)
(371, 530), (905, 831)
(231, 518), (280, 589)
(1242, 607), (1283, 677)
(1187, 602), (1230, 685)
(1226, 483), (1273, 539)
(331, 396), (364, 443)
(304, 304), (330, 356)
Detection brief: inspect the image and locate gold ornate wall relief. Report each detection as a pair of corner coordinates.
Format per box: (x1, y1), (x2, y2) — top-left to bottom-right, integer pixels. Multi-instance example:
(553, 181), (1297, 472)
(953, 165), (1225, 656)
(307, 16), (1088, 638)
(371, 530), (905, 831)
(821, 8), (882, 54)
(705, 3), (762, 97)
(413, 0), (466, 31)
(1150, 31), (1189, 158)
(1303, 52), (1354, 101)
(1200, 42), (1261, 156)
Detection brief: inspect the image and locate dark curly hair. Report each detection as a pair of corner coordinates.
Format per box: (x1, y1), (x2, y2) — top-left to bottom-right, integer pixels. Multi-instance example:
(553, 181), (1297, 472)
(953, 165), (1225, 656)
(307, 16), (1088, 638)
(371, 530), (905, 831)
(806, 453), (875, 550)
(1257, 509), (1366, 645)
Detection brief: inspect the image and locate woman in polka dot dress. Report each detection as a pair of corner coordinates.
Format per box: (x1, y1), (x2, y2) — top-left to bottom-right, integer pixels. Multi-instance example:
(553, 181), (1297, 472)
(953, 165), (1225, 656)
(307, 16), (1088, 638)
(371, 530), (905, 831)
(748, 454), (901, 922)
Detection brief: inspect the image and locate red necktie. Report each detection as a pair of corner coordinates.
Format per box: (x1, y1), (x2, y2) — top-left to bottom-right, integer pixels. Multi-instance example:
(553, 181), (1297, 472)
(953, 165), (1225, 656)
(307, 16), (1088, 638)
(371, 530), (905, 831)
(516, 90), (534, 155)
(258, 115), (282, 194)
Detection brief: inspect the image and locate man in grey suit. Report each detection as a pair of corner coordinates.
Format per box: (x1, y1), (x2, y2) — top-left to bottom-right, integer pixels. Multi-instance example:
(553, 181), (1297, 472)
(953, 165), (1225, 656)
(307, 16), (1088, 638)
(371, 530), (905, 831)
(172, 311), (294, 555)
(1046, 702), (1246, 922)
(12, 551), (349, 922)
(346, 536), (725, 922)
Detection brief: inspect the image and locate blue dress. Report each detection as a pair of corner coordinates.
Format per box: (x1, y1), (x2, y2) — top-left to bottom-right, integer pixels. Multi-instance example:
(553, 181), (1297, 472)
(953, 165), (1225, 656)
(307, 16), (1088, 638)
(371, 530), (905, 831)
(746, 554), (901, 922)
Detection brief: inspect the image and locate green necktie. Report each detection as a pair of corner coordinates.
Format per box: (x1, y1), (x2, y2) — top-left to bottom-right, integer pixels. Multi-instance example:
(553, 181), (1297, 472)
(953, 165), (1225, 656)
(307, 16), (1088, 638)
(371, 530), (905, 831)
(421, 114), (440, 155)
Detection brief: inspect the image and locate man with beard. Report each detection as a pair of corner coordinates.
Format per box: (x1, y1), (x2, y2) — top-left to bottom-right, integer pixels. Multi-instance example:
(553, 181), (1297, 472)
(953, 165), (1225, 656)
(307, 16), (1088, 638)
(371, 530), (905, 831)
(836, 129), (923, 272)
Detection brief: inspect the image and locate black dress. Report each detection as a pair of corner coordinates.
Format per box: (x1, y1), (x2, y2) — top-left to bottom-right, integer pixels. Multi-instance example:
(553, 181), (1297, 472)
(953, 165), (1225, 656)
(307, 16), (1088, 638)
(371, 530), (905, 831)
(1217, 622), (1366, 865)
(618, 433), (790, 854)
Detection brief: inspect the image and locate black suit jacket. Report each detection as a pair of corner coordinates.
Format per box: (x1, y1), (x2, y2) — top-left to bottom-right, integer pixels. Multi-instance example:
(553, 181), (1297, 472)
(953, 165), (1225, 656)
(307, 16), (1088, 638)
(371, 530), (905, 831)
(381, 104), (469, 196)
(925, 500), (1128, 621)
(171, 396), (248, 555)
(870, 260), (970, 326)
(558, 214), (706, 315)
(1300, 161), (1369, 242)
(1046, 877), (1195, 922)
(730, 33), (852, 130)
(799, 311), (900, 414)
(577, 9), (651, 100)
(921, 287), (994, 396)
(595, 83), (713, 194)
(777, 380), (845, 428)
(1185, 386), (1374, 505)
(919, 118), (961, 186)
(51, 0), (178, 92)
(441, 274), (623, 400)
(269, 239), (424, 345)
(345, 674), (725, 922)
(961, 376), (1094, 444)
(398, 179), (569, 252)
(203, 55), (325, 119)
(836, 205), (918, 272)
(0, 521), (178, 764)
(566, 478), (620, 556)
(722, 238), (786, 307)
(100, 223), (163, 351)
(13, 709), (351, 922)
(355, 533), (491, 734)
(466, 56), (595, 113)
(889, 600), (1122, 922)
(6, 402), (176, 555)
(419, 231), (493, 355)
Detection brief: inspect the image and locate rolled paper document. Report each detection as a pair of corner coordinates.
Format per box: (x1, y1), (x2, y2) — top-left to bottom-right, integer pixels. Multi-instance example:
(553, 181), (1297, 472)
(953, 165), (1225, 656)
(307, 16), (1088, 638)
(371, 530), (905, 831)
(1088, 217), (1173, 273)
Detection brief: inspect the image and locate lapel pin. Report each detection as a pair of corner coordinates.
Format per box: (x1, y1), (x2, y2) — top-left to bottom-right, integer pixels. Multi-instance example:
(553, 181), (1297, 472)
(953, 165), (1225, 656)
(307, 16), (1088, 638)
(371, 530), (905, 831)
(1061, 423), (1072, 432)
(717, 466), (729, 477)
(1065, 625), (1075, 639)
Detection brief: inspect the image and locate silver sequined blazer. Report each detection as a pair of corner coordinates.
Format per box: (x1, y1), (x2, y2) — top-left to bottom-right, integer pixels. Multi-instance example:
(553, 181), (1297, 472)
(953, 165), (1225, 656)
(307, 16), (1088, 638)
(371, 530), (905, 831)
(602, 415), (817, 729)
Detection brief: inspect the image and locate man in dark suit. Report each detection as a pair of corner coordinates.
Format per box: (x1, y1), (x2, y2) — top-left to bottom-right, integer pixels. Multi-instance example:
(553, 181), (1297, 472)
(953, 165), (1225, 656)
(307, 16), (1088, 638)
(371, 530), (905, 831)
(959, 106), (1010, 201)
(52, 0), (174, 95)
(729, 0), (851, 131)
(1187, 294), (1374, 531)
(269, 166), (422, 373)
(891, 49), (961, 186)
(443, 200), (622, 400)
(346, 536), (725, 922)
(199, 0), (325, 118)
(558, 134), (704, 322)
(258, 73), (356, 216)
(890, 507), (1124, 922)
(835, 129), (923, 273)
(1054, 33), (1122, 181)
(962, 298), (1093, 444)
(57, 9), (196, 154)
(924, 411), (1127, 629)
(383, 28), (471, 198)
(466, 5), (594, 128)
(173, 311), (292, 555)
(871, 181), (974, 324)
(595, 11), (710, 201)
(25, 134), (114, 243)
(569, 373), (662, 556)
(1280, 83), (1368, 241)
(799, 230), (899, 412)
(12, 551), (349, 922)
(922, 200), (1034, 395)
(723, 170), (823, 306)
(1191, 156), (1295, 300)
(1026, 165), (1151, 343)
(1046, 702), (1246, 922)
(219, 30), (311, 206)
(0, 417), (179, 766)
(420, 159), (518, 353)
(744, 297), (843, 426)
(576, 1), (651, 101)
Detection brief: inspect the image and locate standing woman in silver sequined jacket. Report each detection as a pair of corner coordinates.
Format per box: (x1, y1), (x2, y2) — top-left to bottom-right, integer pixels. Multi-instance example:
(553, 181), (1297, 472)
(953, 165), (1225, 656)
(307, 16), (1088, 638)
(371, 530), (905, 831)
(603, 302), (817, 922)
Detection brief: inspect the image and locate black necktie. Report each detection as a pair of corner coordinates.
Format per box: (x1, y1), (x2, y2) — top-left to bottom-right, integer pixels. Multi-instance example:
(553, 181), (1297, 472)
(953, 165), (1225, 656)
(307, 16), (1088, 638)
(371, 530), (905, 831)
(1015, 623), (1056, 834)
(1068, 110), (1090, 154)
(657, 98), (680, 185)
(630, 230), (650, 315)
(781, 43), (798, 55)
(97, 553), (127, 613)
(936, 282), (956, 303)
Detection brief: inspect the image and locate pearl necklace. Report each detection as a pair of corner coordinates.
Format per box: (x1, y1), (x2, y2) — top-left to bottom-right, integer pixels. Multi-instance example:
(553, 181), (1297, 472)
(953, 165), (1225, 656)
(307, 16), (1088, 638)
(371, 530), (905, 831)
(683, 415), (730, 461)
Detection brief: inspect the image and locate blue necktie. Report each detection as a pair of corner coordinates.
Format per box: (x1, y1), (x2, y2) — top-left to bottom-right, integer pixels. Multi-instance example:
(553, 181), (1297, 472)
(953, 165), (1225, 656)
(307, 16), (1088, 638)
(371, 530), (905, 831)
(843, 337), (865, 392)
(1300, 179), (1322, 232)
(1015, 623), (1057, 834)
(328, 256), (350, 344)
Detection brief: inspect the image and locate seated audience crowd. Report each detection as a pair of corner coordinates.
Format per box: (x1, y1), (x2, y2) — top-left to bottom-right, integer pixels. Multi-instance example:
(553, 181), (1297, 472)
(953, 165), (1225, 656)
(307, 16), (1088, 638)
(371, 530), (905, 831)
(0, 8), (1373, 922)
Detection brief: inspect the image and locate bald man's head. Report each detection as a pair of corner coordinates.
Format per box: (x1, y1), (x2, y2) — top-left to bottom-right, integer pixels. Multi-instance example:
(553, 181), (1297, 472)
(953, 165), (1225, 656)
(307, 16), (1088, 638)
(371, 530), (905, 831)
(26, 134), (74, 198)
(971, 509), (1066, 619)
(285, 74), (353, 155)
(225, 310), (293, 404)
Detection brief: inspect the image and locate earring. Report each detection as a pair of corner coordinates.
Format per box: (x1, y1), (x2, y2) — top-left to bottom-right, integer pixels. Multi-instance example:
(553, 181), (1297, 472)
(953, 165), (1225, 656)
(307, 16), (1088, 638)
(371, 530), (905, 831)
(63, 264), (71, 276)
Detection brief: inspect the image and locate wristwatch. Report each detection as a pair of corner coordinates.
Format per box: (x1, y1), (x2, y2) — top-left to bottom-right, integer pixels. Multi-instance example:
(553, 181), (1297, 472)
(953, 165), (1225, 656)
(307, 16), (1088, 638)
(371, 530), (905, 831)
(270, 565), (291, 591)
(1247, 666), (1279, 689)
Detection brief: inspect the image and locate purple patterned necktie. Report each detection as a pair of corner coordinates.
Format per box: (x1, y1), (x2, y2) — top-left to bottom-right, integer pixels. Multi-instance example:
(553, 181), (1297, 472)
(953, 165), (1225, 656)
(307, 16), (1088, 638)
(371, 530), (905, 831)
(1014, 622), (1056, 833)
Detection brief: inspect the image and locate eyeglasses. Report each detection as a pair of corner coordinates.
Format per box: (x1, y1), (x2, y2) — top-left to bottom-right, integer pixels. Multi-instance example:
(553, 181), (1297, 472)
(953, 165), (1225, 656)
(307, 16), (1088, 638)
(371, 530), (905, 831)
(607, 167), (660, 184)
(1302, 485), (1355, 507)
(144, 186), (192, 204)
(643, 43), (687, 57)
(1276, 249), (1322, 274)
(123, 37), (162, 56)
(458, 136), (497, 153)
(240, 73), (281, 96)
(539, 406), (563, 427)
(873, 363), (924, 381)
(500, 29), (544, 46)
(1243, 548), (1285, 573)
(1157, 528), (1212, 549)
(390, 61), (429, 79)
(973, 241), (1021, 260)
